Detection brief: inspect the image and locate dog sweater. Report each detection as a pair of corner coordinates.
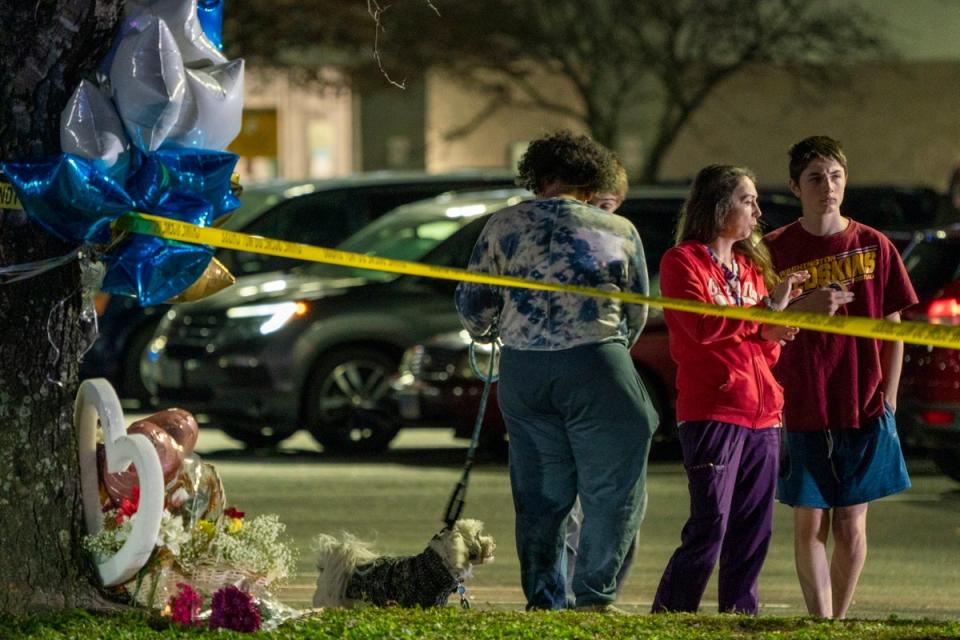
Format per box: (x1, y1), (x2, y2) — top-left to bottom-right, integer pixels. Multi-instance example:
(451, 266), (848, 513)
(345, 546), (459, 607)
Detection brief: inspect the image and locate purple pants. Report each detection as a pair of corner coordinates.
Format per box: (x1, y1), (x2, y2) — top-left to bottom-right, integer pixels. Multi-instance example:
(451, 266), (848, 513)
(652, 421), (780, 614)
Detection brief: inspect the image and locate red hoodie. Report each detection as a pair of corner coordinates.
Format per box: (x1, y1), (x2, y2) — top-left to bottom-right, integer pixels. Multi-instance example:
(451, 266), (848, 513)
(660, 241), (783, 429)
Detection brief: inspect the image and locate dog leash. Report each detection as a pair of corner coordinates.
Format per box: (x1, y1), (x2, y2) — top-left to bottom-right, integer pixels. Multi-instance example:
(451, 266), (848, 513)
(442, 333), (500, 532)
(442, 339), (499, 530)
(443, 326), (500, 610)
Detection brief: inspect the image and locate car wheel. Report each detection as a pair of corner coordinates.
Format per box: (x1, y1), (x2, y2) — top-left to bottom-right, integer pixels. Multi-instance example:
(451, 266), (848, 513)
(930, 449), (960, 483)
(305, 347), (401, 454)
(221, 425), (291, 449)
(122, 319), (162, 407)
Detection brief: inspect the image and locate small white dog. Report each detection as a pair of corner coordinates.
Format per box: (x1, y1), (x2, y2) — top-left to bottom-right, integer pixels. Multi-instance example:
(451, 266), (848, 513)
(312, 519), (496, 608)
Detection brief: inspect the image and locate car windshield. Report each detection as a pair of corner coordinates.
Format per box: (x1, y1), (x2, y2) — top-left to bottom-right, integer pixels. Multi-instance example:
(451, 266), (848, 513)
(903, 235), (960, 299)
(218, 190), (284, 230)
(301, 197), (516, 281)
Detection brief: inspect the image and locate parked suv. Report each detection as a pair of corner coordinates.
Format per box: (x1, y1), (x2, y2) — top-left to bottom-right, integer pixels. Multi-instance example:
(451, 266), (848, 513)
(142, 189), (529, 451)
(898, 226), (960, 481)
(81, 171), (513, 404)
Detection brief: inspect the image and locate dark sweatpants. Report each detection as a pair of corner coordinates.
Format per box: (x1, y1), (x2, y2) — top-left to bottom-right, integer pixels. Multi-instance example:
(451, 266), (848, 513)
(652, 420), (780, 614)
(498, 342), (657, 610)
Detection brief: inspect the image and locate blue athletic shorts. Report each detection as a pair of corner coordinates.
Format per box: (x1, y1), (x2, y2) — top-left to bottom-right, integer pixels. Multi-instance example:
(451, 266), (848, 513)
(777, 404), (911, 508)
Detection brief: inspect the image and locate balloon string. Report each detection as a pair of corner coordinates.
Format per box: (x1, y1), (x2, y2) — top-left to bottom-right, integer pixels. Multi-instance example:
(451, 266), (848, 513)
(44, 284), (83, 389)
(0, 249), (80, 284)
(0, 232), (123, 285)
(2, 237), (119, 387)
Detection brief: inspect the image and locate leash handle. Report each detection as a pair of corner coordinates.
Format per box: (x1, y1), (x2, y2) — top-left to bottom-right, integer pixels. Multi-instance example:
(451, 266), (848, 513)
(468, 339), (500, 382)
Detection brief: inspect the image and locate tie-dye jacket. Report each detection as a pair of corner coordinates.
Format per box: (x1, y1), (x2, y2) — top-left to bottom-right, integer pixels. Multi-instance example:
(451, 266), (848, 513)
(455, 198), (649, 350)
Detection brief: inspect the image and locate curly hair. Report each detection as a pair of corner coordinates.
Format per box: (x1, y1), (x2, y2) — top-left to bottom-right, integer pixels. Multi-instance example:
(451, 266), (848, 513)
(516, 130), (616, 195)
(596, 154), (629, 198)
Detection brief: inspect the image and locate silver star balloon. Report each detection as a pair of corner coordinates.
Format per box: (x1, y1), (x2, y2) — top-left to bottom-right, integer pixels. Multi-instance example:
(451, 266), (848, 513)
(60, 80), (131, 180)
(166, 58), (244, 151)
(110, 18), (187, 152)
(123, 0), (227, 67)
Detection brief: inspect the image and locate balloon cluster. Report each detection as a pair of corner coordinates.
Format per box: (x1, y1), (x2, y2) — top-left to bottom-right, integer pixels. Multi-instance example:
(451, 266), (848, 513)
(1, 0), (240, 305)
(97, 408), (225, 524)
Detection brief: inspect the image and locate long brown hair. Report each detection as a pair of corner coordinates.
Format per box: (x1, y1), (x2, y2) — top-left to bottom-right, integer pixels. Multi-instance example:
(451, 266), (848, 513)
(675, 164), (778, 289)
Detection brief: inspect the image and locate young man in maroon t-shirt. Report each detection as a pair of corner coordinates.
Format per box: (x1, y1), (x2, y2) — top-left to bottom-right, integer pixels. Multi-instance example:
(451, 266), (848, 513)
(764, 136), (918, 620)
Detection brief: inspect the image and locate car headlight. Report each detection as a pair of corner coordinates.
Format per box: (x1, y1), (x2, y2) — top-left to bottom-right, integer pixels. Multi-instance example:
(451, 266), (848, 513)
(399, 344), (426, 376)
(225, 301), (309, 335)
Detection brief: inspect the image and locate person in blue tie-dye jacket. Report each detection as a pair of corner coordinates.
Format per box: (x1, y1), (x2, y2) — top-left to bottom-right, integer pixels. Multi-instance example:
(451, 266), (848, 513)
(455, 131), (658, 613)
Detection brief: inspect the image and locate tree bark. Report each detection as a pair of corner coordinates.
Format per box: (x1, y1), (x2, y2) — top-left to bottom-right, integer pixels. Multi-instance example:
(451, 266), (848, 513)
(0, 0), (123, 614)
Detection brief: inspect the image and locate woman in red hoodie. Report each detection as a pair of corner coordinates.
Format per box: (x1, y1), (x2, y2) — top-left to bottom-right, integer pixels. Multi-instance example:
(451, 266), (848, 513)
(651, 165), (808, 615)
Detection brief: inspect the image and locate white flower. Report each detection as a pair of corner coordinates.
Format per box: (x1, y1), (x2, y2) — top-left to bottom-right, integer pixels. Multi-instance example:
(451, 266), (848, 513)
(114, 513), (134, 543)
(156, 510), (191, 555)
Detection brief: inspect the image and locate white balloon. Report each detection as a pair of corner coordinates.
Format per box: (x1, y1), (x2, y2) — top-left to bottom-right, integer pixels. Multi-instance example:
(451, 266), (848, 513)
(124, 0), (226, 67)
(165, 58), (244, 150)
(110, 18), (186, 152)
(60, 80), (130, 178)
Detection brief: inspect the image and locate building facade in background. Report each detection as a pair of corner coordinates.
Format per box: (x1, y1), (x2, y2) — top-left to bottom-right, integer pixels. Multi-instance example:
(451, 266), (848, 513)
(237, 1), (960, 191)
(425, 60), (960, 189)
(229, 70), (354, 183)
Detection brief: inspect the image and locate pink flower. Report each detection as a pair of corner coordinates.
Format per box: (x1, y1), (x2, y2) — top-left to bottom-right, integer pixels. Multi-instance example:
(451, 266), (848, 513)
(209, 585), (261, 632)
(169, 583), (203, 626)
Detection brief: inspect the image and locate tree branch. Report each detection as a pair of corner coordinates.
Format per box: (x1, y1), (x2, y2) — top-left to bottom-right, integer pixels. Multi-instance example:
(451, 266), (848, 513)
(441, 92), (508, 141)
(367, 0), (405, 89)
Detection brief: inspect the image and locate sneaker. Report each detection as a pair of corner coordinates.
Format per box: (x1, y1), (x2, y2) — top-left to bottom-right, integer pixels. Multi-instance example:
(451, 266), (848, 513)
(576, 603), (629, 615)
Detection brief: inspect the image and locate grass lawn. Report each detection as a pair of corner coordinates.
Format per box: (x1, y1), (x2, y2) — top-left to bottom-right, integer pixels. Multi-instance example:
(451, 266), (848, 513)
(5, 608), (960, 639)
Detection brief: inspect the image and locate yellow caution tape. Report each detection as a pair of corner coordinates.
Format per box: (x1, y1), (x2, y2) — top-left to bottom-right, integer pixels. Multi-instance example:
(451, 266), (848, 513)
(111, 212), (960, 350)
(0, 181), (22, 210)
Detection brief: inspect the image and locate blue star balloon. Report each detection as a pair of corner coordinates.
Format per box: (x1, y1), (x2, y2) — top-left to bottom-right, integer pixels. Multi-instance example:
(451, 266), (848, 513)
(2, 149), (237, 304)
(1, 155), (134, 244)
(101, 235), (214, 306)
(126, 148), (239, 221)
(103, 165), (232, 303)
(152, 149), (239, 218)
(197, 0), (224, 51)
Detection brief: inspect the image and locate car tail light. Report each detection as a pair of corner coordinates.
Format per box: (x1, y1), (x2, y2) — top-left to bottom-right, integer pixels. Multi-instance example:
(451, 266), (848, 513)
(927, 297), (960, 325)
(920, 410), (955, 426)
(93, 292), (111, 316)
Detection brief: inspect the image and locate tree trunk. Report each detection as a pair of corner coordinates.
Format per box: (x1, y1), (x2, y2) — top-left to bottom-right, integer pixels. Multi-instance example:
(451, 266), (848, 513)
(640, 106), (690, 185)
(586, 109), (619, 156)
(640, 131), (673, 184)
(0, 0), (123, 614)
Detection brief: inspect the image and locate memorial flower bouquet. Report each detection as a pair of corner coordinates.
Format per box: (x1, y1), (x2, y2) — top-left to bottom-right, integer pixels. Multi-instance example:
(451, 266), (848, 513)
(84, 487), (297, 609)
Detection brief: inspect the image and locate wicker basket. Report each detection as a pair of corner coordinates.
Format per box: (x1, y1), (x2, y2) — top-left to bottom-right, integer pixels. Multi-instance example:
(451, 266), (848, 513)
(126, 562), (270, 608)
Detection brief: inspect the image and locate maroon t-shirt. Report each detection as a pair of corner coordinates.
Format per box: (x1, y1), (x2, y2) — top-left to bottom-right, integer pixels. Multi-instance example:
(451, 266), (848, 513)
(764, 219), (918, 431)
